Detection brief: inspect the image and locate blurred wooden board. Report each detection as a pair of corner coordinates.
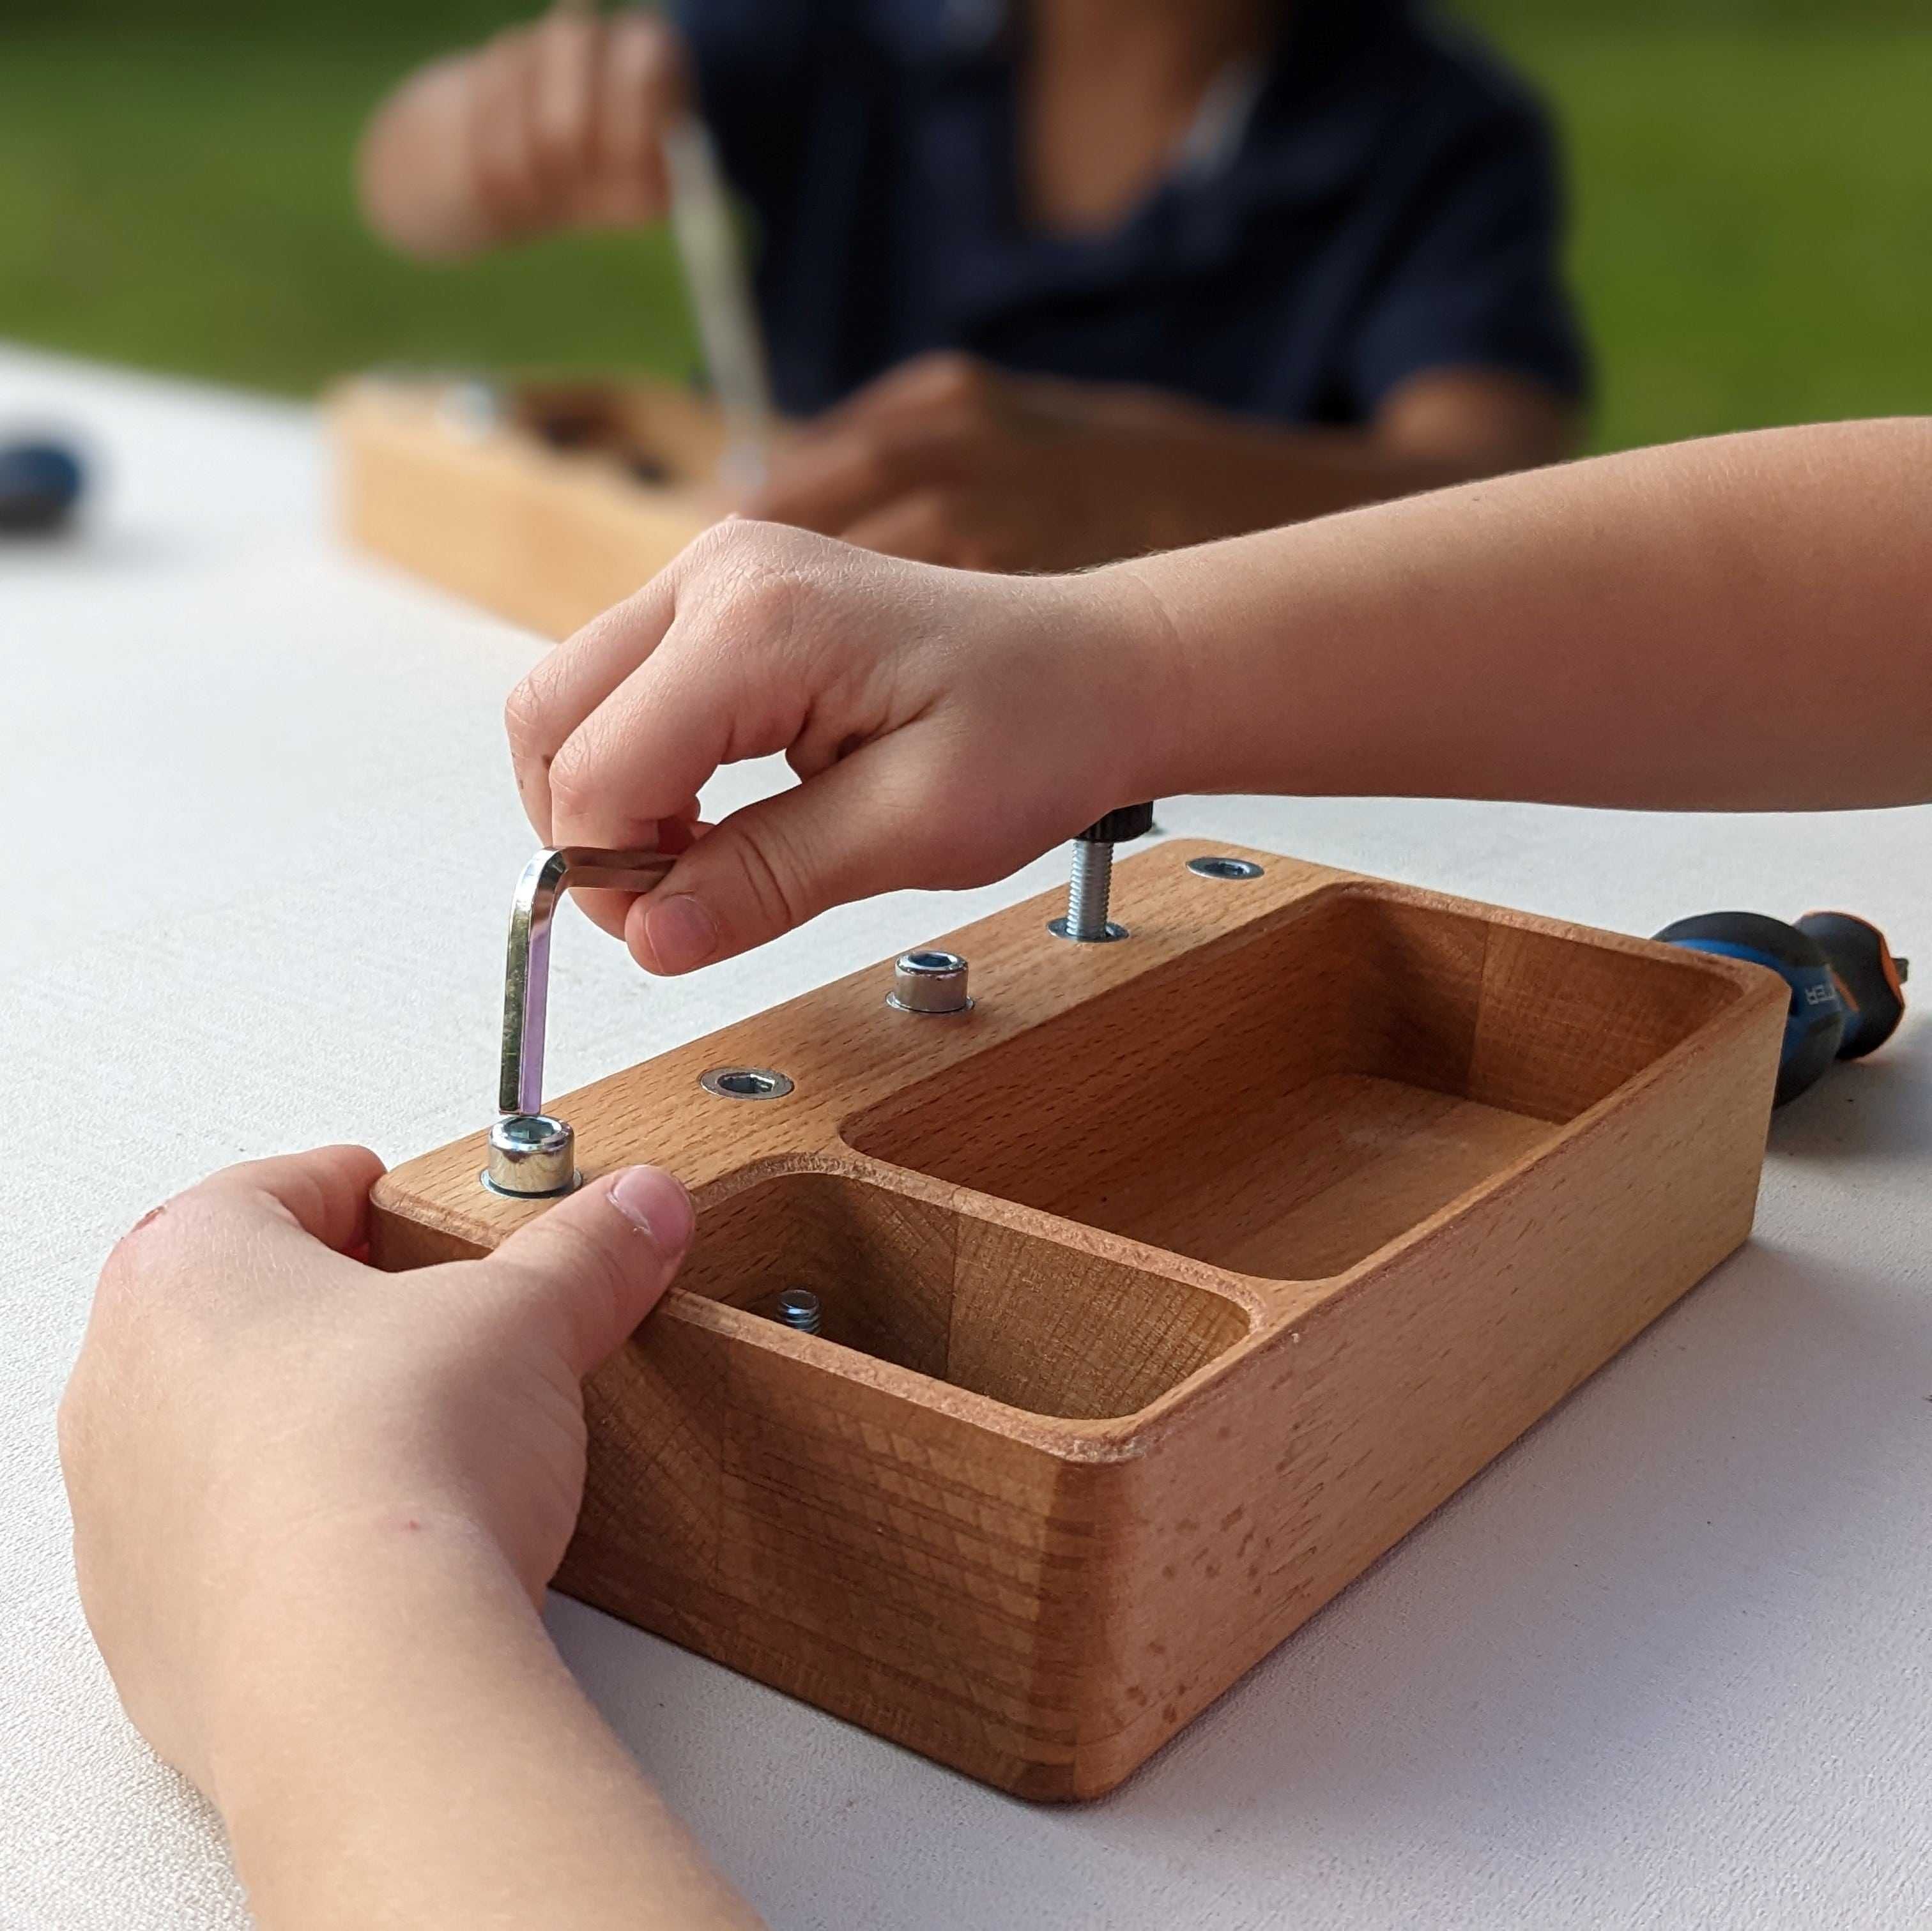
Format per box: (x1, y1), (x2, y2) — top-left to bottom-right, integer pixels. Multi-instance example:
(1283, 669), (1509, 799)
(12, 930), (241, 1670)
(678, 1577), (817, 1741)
(330, 374), (727, 639)
(370, 840), (1786, 1800)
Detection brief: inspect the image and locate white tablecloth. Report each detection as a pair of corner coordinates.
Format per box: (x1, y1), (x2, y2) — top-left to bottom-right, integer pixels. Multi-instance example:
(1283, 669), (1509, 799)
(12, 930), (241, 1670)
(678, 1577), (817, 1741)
(3, 342), (1928, 1929)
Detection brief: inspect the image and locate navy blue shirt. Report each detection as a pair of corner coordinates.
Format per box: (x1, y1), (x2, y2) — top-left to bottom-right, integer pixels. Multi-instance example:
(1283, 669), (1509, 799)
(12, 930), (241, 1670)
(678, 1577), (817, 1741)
(671, 0), (1588, 425)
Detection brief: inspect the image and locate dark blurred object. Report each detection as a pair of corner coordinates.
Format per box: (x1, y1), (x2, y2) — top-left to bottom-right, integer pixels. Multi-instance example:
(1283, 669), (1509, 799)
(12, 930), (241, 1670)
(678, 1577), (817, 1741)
(0, 439), (85, 534)
(1656, 908), (1908, 1106)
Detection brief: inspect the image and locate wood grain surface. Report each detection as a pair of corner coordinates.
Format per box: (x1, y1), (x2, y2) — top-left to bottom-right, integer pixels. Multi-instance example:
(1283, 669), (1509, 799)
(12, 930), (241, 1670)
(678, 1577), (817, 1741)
(329, 374), (724, 638)
(371, 841), (1787, 1798)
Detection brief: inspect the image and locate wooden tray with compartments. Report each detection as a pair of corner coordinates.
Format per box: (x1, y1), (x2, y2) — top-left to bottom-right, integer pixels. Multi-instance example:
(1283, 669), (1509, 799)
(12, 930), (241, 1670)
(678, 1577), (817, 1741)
(369, 839), (1786, 1800)
(329, 374), (728, 639)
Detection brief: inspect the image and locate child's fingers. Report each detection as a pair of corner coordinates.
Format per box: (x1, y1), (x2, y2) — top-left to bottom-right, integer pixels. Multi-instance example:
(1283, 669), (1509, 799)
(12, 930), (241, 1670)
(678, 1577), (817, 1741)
(470, 30), (546, 233)
(562, 798), (704, 942)
(592, 10), (680, 217)
(794, 351), (1001, 442)
(624, 742), (939, 973)
(504, 568), (681, 841)
(102, 1147), (388, 1305)
(540, 581), (822, 858)
(751, 415), (970, 536)
(528, 5), (600, 195)
(477, 1165), (695, 1377)
(841, 489), (973, 565)
(189, 1145), (389, 1254)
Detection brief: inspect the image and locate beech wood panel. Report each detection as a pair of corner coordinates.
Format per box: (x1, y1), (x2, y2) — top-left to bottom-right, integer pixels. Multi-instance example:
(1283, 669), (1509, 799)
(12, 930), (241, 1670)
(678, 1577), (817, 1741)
(370, 841), (1788, 1797)
(330, 375), (725, 639)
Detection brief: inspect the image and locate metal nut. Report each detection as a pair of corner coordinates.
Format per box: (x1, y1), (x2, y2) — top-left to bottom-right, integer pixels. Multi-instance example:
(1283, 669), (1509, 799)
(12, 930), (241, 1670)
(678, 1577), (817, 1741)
(887, 949), (972, 1014)
(484, 1113), (578, 1198)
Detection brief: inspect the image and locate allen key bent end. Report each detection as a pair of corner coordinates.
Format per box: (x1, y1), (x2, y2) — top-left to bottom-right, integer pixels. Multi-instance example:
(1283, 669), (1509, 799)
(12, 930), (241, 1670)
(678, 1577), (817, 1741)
(485, 846), (677, 1198)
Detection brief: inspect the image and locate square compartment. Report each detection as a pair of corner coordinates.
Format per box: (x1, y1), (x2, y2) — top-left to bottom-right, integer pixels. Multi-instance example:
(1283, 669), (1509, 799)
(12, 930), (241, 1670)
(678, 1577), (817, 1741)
(844, 886), (1744, 1281)
(676, 1169), (1250, 1421)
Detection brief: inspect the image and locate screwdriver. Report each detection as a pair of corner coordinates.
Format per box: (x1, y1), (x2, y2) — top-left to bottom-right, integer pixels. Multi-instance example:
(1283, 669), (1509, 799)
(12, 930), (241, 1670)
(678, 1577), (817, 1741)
(660, 112), (776, 496)
(1655, 908), (1908, 1106)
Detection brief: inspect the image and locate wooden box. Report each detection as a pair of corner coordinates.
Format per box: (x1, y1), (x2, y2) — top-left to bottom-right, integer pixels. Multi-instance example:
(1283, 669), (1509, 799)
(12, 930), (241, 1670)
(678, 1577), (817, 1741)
(330, 374), (726, 639)
(370, 841), (1785, 1799)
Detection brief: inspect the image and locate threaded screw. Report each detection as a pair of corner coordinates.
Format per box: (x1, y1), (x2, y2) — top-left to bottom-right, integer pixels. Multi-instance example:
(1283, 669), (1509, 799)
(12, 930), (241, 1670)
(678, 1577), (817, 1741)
(1064, 841), (1114, 942)
(1048, 803), (1154, 944)
(774, 1288), (822, 1336)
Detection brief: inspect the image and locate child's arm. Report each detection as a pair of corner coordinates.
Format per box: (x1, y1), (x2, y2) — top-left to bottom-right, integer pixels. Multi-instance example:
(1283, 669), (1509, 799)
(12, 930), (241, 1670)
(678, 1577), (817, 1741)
(61, 1150), (763, 1931)
(505, 418), (1932, 975)
(1124, 415), (1932, 813)
(358, 6), (687, 258)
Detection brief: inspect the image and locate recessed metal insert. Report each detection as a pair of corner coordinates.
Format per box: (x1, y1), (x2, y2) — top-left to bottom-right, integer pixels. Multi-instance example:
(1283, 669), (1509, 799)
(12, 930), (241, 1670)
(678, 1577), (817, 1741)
(1187, 855), (1264, 882)
(481, 1111), (578, 1198)
(700, 1065), (795, 1101)
(887, 949), (972, 1014)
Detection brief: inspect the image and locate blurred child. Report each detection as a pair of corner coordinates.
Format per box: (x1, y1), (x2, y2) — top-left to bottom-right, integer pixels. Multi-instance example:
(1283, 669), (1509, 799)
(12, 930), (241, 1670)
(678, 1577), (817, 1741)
(360, 0), (1588, 569)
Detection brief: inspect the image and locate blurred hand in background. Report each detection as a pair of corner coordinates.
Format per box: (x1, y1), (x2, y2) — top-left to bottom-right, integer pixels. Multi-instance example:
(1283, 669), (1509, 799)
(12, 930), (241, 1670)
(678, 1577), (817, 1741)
(747, 349), (1576, 573)
(358, 3), (689, 258)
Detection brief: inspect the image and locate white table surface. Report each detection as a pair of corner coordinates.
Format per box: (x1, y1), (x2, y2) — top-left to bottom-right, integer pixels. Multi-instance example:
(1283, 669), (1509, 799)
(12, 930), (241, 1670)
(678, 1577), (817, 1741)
(3, 341), (1929, 1930)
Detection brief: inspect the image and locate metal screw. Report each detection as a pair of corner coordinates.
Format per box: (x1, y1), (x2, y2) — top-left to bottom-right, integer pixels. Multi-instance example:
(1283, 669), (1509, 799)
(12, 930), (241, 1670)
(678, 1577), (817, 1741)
(1048, 803), (1155, 943)
(774, 1288), (822, 1335)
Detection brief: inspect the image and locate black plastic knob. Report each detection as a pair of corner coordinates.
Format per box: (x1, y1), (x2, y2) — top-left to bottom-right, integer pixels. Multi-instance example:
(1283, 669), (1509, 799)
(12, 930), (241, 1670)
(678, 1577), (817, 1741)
(1077, 802), (1155, 844)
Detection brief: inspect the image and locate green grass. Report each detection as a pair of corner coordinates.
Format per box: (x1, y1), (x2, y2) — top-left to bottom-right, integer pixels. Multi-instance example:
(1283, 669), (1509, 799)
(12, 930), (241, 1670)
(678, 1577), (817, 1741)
(3, 18), (1931, 452)
(0, 34), (698, 394)
(1503, 24), (1932, 447)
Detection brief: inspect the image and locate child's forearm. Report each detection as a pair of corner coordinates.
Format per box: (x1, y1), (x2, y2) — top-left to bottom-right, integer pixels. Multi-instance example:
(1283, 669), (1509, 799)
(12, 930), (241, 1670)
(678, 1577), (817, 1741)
(208, 1523), (763, 1931)
(1122, 418), (1932, 811)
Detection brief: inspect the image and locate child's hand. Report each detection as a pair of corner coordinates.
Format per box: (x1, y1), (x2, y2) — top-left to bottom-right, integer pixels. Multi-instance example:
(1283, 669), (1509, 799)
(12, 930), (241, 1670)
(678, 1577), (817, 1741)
(59, 1146), (694, 1796)
(360, 5), (688, 257)
(742, 351), (1551, 574)
(503, 519), (1186, 972)
(746, 353), (1232, 572)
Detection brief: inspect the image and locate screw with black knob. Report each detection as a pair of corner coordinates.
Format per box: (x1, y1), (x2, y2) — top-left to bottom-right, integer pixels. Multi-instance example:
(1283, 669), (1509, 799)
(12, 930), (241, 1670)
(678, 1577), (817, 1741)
(1655, 907), (1908, 1106)
(1048, 803), (1155, 943)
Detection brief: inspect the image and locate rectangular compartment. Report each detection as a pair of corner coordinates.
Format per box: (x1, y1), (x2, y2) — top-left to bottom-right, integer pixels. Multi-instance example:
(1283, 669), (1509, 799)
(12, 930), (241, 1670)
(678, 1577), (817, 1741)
(329, 373), (723, 639)
(845, 885), (1744, 1280)
(678, 1170), (1250, 1421)
(506, 378), (720, 487)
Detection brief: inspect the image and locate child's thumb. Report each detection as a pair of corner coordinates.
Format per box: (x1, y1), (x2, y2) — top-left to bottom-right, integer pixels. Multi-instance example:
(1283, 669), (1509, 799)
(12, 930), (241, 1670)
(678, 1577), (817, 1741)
(478, 1166), (696, 1376)
(627, 748), (926, 974)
